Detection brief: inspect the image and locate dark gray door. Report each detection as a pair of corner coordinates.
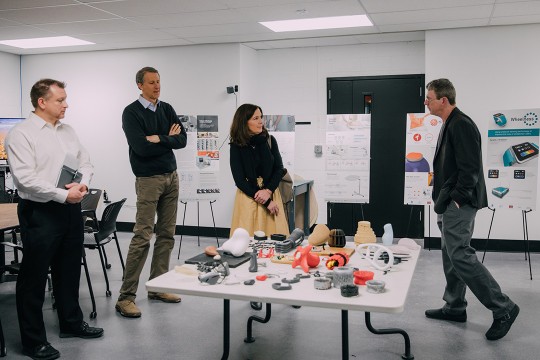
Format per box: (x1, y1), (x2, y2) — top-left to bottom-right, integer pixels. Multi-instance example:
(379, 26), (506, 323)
(327, 75), (425, 238)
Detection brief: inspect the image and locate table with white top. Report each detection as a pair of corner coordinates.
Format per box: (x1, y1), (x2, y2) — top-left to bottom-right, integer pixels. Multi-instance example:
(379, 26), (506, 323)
(147, 243), (420, 360)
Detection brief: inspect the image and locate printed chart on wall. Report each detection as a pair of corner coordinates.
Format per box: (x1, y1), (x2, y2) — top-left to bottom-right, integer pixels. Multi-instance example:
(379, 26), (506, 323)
(324, 114), (371, 203)
(486, 109), (539, 210)
(403, 113), (443, 205)
(175, 115), (220, 201)
(262, 115), (295, 174)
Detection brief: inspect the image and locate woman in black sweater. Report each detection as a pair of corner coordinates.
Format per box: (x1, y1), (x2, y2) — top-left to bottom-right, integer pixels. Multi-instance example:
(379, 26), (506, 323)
(229, 104), (289, 237)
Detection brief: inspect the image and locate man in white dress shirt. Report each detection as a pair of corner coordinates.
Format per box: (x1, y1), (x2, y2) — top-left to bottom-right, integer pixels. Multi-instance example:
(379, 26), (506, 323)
(6, 79), (103, 360)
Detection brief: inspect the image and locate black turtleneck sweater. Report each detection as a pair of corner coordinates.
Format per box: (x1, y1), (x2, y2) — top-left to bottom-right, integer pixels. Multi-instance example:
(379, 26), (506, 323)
(229, 133), (285, 200)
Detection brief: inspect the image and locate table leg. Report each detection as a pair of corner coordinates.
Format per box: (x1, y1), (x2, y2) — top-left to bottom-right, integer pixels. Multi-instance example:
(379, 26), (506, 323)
(341, 310), (349, 360)
(0, 315), (6, 357)
(222, 299), (230, 360)
(364, 312), (414, 360)
(304, 184), (310, 235)
(244, 303), (272, 343)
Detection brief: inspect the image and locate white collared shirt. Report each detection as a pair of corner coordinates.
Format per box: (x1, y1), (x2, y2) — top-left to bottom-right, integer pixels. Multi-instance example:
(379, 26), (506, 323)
(5, 112), (94, 203)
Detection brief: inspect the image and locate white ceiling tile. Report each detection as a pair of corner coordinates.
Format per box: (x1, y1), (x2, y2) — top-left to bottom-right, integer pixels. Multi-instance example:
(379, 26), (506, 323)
(0, 17), (21, 27)
(236, 0), (366, 21)
(222, 0), (329, 8)
(490, 14), (540, 25)
(128, 9), (240, 28)
(0, 4), (118, 24)
(0, 25), (57, 40)
(370, 5), (493, 25)
(91, 0), (228, 17)
(378, 18), (489, 32)
(76, 28), (178, 43)
(356, 31), (425, 43)
(493, 1), (540, 17)
(36, 18), (151, 35)
(162, 22), (269, 38)
(360, 0), (495, 13)
(0, 0), (77, 11)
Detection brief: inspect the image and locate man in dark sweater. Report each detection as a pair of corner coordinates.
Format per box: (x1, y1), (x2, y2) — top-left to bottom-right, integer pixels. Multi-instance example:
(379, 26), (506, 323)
(116, 67), (187, 318)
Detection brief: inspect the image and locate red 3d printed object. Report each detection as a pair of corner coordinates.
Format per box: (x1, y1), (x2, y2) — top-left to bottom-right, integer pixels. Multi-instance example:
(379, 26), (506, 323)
(292, 244), (320, 273)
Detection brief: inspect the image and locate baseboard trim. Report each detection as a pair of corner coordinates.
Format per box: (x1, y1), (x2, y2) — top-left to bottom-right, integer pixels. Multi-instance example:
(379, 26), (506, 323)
(117, 222), (230, 239)
(424, 237), (539, 253)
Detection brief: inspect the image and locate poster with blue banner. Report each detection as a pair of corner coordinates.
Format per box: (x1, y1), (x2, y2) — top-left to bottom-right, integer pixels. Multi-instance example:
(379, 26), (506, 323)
(486, 109), (539, 210)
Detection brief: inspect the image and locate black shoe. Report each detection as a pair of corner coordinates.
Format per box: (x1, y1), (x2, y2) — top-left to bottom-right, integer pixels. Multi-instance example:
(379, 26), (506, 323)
(485, 304), (520, 341)
(22, 343), (60, 360)
(59, 321), (104, 339)
(425, 308), (467, 323)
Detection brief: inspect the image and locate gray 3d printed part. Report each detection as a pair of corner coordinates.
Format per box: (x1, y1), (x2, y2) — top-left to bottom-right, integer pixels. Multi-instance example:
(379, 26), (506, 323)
(272, 282), (292, 290)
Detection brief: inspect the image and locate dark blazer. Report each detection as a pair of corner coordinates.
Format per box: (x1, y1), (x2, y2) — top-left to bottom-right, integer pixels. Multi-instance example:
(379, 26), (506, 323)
(432, 107), (488, 214)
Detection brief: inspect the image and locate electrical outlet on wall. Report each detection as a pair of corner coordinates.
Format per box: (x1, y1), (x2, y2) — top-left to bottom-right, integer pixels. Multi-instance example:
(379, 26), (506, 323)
(314, 145), (323, 157)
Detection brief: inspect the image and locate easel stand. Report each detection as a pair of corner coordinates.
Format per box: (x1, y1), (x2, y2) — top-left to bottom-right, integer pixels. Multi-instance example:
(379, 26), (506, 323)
(481, 208), (533, 280)
(427, 205), (431, 250)
(177, 200), (220, 259)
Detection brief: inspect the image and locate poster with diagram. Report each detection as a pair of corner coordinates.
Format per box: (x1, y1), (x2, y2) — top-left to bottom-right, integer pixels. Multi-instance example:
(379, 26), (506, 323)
(403, 113), (443, 205)
(324, 114), (371, 203)
(485, 109), (539, 210)
(175, 115), (220, 201)
(262, 115), (295, 175)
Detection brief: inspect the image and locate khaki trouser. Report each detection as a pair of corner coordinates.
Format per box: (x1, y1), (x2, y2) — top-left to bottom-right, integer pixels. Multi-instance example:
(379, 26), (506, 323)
(119, 171), (179, 301)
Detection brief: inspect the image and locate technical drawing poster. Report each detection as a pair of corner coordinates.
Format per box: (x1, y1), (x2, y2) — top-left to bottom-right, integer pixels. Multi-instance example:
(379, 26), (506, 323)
(263, 115), (295, 174)
(176, 115), (220, 201)
(403, 113), (443, 205)
(324, 114), (371, 203)
(485, 109), (539, 210)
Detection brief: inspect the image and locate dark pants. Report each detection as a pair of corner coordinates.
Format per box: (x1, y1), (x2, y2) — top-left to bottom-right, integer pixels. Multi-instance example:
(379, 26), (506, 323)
(16, 199), (84, 350)
(438, 201), (515, 319)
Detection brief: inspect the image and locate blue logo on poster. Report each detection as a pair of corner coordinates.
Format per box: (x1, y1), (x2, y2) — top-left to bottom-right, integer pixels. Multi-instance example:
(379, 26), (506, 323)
(493, 113), (507, 127)
(523, 112), (538, 127)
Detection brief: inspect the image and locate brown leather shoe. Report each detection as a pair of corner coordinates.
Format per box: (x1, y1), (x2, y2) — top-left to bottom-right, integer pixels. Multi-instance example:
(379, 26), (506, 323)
(115, 300), (142, 318)
(148, 292), (182, 303)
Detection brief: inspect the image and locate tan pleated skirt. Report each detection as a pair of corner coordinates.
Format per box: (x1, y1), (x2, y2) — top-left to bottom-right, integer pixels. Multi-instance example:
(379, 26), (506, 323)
(230, 188), (290, 237)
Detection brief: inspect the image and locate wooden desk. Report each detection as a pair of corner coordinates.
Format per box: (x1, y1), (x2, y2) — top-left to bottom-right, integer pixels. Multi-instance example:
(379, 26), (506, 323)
(147, 244), (419, 360)
(0, 203), (18, 357)
(288, 180), (314, 235)
(0, 203), (19, 275)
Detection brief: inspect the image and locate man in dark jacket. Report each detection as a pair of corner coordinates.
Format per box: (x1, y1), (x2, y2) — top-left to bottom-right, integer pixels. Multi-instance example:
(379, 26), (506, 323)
(425, 78), (519, 341)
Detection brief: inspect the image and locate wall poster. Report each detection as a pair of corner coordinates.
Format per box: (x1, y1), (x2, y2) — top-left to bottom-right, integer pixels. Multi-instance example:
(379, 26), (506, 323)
(176, 115), (220, 201)
(262, 115), (295, 175)
(403, 113), (443, 205)
(324, 114), (371, 203)
(485, 109), (539, 210)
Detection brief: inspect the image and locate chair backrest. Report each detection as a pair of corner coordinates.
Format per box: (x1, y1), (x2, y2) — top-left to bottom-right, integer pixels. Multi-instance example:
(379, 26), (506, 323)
(95, 198), (126, 242)
(81, 189), (102, 213)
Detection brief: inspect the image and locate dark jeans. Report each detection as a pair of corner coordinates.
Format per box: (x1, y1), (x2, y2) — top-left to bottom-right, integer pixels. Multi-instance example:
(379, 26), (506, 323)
(438, 201), (515, 319)
(119, 171), (179, 301)
(16, 200), (84, 349)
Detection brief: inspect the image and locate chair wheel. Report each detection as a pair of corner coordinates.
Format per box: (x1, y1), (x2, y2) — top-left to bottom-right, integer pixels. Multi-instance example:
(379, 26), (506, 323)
(292, 305), (302, 309)
(90, 312), (97, 319)
(106, 264), (112, 269)
(250, 302), (262, 311)
(106, 290), (111, 297)
(1, 346), (7, 357)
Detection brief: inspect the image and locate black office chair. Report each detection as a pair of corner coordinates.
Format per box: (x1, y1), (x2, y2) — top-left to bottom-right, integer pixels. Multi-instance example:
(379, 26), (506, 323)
(83, 198), (126, 299)
(81, 189), (102, 228)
